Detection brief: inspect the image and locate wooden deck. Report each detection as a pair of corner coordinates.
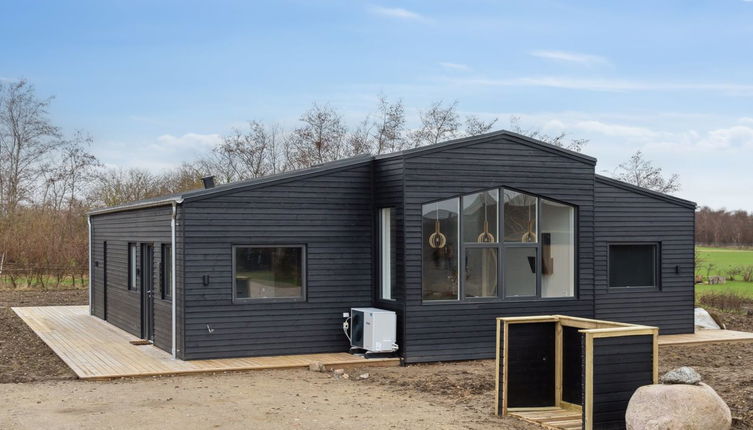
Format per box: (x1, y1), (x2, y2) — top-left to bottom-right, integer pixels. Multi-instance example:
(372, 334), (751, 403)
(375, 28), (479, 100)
(12, 306), (400, 380)
(509, 407), (582, 430)
(658, 328), (753, 346)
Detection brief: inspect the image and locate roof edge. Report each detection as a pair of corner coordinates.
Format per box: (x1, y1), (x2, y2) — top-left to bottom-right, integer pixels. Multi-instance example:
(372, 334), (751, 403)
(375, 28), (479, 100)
(375, 129), (597, 165)
(88, 197), (182, 216)
(595, 174), (697, 209)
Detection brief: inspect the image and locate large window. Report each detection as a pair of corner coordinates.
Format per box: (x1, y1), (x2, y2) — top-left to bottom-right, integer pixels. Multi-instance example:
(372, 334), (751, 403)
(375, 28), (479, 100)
(234, 246), (305, 301)
(609, 244), (658, 289)
(379, 208), (396, 300)
(161, 244), (172, 299)
(422, 188), (576, 302)
(128, 243), (137, 290)
(422, 198), (459, 300)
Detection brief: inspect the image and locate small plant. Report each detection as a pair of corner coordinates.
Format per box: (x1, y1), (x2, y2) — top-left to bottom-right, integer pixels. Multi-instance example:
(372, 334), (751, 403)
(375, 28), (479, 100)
(742, 266), (753, 283)
(725, 266), (742, 281)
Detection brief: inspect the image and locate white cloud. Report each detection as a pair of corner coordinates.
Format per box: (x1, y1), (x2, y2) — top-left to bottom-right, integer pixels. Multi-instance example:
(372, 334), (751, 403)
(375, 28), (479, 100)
(443, 76), (753, 95)
(439, 62), (471, 72)
(369, 6), (426, 21)
(572, 120), (659, 138)
(154, 133), (221, 151)
(530, 50), (610, 66)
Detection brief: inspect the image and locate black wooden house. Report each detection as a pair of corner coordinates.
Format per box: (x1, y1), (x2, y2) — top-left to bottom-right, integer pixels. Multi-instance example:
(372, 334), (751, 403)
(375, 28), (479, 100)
(88, 130), (696, 362)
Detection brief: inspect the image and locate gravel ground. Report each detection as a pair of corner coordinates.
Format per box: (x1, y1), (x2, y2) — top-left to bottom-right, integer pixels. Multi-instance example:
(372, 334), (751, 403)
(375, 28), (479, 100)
(1, 289), (752, 429)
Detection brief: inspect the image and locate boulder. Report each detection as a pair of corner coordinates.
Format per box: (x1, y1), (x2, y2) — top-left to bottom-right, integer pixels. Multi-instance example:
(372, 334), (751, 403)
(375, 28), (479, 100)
(660, 366), (702, 385)
(308, 361), (326, 372)
(626, 383), (731, 430)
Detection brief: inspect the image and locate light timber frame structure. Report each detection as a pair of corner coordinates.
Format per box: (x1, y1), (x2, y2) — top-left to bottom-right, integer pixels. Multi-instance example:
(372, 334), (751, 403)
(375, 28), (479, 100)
(495, 315), (659, 430)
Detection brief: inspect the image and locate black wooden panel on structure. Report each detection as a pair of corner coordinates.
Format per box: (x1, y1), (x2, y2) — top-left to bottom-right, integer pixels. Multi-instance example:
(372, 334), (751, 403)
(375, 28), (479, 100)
(562, 326), (583, 405)
(592, 335), (654, 430)
(506, 322), (556, 408)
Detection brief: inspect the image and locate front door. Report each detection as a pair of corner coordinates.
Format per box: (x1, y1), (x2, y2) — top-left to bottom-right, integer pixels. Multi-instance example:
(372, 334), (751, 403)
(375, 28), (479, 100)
(141, 244), (155, 341)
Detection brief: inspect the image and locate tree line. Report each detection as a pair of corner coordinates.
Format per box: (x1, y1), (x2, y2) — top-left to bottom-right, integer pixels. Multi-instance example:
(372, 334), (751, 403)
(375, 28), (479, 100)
(1, 79), (688, 288)
(696, 207), (753, 247)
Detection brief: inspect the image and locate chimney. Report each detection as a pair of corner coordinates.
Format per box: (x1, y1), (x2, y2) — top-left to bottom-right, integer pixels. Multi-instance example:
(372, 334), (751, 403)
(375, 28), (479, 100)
(201, 175), (215, 189)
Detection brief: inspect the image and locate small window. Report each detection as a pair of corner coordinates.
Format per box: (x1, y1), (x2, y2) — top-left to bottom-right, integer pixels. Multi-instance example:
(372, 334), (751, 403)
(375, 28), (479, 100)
(128, 243), (137, 290)
(161, 244), (172, 299)
(609, 244), (658, 289)
(379, 208), (396, 300)
(234, 246), (305, 300)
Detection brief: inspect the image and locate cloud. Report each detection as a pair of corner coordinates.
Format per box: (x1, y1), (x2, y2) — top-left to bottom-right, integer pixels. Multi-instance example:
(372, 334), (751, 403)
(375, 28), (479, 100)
(155, 132), (221, 149)
(573, 120), (659, 138)
(443, 76), (753, 95)
(368, 6), (426, 21)
(439, 62), (471, 72)
(530, 50), (610, 66)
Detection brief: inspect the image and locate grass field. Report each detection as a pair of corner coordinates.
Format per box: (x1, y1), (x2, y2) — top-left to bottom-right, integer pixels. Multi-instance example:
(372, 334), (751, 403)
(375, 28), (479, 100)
(696, 246), (753, 298)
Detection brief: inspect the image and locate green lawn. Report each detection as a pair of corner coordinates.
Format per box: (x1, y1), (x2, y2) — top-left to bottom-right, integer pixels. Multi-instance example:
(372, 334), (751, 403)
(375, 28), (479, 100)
(696, 246), (753, 299)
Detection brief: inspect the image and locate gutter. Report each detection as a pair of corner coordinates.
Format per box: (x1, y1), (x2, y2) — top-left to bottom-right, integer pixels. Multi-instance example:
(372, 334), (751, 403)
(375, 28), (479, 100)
(170, 200), (182, 359)
(88, 198), (180, 216)
(88, 215), (92, 315)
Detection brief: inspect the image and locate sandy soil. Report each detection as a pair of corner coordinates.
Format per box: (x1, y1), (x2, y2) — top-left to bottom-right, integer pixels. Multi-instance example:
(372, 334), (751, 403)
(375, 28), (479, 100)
(0, 369), (537, 430)
(2, 289), (752, 429)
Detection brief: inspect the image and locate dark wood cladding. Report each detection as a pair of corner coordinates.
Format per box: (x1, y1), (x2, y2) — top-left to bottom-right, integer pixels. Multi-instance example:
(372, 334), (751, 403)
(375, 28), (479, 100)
(594, 178), (695, 334)
(179, 162), (374, 359)
(592, 335), (654, 430)
(90, 205), (176, 354)
(506, 322), (556, 408)
(396, 135), (597, 363)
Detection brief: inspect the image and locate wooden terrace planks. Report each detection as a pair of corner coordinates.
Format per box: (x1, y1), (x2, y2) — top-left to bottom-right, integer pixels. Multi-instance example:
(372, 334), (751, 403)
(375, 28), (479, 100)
(12, 306), (399, 380)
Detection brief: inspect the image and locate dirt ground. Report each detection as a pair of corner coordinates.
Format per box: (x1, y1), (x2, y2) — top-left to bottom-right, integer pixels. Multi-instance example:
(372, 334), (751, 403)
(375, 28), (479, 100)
(1, 289), (752, 429)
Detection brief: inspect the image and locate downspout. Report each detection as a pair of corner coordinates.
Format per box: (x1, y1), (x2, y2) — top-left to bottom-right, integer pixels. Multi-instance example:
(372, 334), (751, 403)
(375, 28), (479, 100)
(171, 201), (179, 359)
(88, 215), (93, 315)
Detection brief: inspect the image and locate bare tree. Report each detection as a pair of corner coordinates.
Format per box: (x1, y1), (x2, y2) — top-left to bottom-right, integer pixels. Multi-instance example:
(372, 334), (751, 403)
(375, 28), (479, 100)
(198, 121), (286, 183)
(509, 116), (587, 152)
(0, 80), (63, 214)
(89, 168), (160, 207)
(465, 115), (498, 136)
(287, 104), (347, 168)
(614, 150), (680, 194)
(409, 100), (461, 147)
(372, 96), (407, 153)
(42, 131), (100, 211)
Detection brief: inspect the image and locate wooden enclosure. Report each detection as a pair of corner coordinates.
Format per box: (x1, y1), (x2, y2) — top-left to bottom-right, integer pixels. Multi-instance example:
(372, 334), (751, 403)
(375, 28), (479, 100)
(495, 315), (658, 430)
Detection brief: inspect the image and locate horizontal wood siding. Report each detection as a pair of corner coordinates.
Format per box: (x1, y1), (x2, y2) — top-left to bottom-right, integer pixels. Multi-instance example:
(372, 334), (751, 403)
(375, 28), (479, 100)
(592, 335), (654, 430)
(594, 179), (694, 333)
(373, 157), (406, 349)
(401, 135), (596, 363)
(90, 206), (176, 354)
(180, 163), (374, 359)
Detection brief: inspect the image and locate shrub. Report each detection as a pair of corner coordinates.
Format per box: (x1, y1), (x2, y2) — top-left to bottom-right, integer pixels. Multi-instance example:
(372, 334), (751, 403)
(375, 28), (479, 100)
(699, 292), (753, 312)
(742, 266), (753, 283)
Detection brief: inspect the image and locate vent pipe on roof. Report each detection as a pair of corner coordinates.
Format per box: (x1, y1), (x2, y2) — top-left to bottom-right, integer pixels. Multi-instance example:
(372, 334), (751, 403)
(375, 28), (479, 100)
(201, 176), (215, 189)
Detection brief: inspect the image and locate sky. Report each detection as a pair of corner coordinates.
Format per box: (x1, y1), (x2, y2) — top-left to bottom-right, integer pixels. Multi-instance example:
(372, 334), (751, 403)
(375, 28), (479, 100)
(2, 0), (753, 209)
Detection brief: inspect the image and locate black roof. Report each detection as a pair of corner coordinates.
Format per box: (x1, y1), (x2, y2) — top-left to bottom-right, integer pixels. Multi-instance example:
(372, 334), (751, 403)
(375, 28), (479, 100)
(595, 174), (696, 209)
(90, 129), (604, 216)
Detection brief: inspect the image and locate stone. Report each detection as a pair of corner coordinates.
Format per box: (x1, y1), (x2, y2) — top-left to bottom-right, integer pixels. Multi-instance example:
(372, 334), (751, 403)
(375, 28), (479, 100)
(660, 366), (702, 385)
(626, 383), (731, 430)
(308, 361), (326, 372)
(342, 374), (349, 380)
(359, 373), (369, 380)
(333, 368), (345, 375)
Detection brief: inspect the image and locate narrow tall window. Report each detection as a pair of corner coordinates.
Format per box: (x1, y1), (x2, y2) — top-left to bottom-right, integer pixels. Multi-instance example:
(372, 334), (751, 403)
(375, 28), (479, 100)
(422, 197), (460, 301)
(128, 243), (137, 290)
(541, 199), (575, 298)
(379, 208), (395, 300)
(463, 190), (499, 298)
(234, 246), (305, 300)
(161, 244), (172, 299)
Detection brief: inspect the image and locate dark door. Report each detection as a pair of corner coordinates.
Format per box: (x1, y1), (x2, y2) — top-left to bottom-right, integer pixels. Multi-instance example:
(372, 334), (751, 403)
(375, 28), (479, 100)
(141, 244), (155, 341)
(103, 241), (108, 320)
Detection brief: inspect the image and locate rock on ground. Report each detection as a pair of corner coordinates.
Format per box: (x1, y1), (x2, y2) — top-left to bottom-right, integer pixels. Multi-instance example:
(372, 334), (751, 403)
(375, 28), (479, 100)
(660, 366), (702, 385)
(626, 382), (731, 430)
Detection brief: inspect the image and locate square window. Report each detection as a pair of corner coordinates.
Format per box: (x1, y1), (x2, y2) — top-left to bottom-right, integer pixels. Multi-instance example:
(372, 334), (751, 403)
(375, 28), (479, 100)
(609, 244), (658, 288)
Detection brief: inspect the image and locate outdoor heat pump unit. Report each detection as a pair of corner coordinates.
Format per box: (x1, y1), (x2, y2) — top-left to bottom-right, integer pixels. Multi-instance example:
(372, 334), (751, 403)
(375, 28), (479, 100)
(346, 307), (398, 355)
